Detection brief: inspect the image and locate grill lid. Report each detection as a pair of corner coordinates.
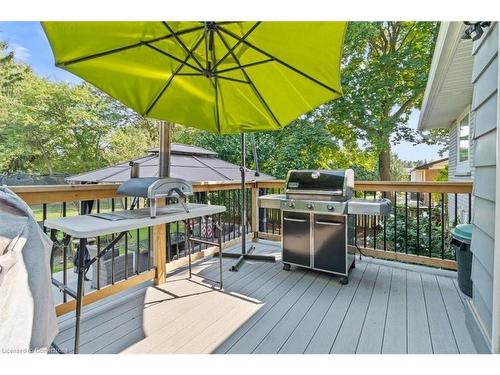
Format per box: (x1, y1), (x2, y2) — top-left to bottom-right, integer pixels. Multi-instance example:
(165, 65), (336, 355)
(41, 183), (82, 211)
(285, 169), (354, 199)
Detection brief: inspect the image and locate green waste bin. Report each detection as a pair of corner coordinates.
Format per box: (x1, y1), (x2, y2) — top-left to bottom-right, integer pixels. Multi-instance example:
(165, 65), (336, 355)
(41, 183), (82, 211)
(450, 224), (473, 297)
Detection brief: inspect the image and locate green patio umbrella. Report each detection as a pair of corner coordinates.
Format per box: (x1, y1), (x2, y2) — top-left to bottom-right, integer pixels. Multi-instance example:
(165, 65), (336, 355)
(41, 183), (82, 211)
(42, 21), (346, 271)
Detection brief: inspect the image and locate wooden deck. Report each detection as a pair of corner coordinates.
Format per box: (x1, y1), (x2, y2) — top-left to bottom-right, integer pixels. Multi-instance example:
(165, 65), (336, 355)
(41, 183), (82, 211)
(53, 240), (480, 354)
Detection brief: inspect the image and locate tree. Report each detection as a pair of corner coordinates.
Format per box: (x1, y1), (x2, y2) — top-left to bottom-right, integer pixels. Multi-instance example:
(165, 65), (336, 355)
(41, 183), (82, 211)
(174, 117), (378, 179)
(105, 118), (159, 165)
(315, 22), (438, 180)
(390, 153), (409, 181)
(0, 42), (28, 96)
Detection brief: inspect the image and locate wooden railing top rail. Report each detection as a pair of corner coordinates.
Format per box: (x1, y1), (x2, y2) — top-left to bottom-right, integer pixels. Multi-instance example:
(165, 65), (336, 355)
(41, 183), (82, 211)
(354, 180), (473, 194)
(10, 179), (473, 205)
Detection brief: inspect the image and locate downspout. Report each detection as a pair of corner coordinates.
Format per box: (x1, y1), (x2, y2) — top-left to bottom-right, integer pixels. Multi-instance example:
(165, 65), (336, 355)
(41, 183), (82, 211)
(492, 23), (500, 354)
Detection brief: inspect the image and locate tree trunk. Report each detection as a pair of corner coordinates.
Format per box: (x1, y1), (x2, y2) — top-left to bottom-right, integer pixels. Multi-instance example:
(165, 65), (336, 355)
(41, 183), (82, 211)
(378, 144), (391, 181)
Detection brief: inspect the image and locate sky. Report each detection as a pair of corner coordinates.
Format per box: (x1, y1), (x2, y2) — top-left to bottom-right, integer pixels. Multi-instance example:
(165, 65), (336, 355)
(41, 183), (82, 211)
(0, 21), (445, 162)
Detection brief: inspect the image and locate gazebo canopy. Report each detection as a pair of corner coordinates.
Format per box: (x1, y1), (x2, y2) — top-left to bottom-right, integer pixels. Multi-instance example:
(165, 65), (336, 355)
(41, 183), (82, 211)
(66, 143), (274, 183)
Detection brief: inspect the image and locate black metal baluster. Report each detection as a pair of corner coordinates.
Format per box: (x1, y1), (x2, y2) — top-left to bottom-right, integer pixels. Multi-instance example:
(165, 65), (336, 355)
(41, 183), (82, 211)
(405, 192), (408, 254)
(416, 192), (420, 255)
(441, 193), (445, 259)
(62, 202), (67, 302)
(428, 193), (432, 258)
(124, 197), (128, 280)
(136, 199), (140, 274)
(176, 221), (180, 258)
(97, 200), (101, 290)
(394, 191), (397, 252)
(232, 190), (236, 240)
(236, 189), (240, 238)
(363, 191), (367, 248)
(42, 203), (47, 233)
(383, 192), (387, 251)
(166, 223), (171, 261)
(373, 192), (377, 250)
(454, 193), (458, 226)
(111, 198), (115, 284)
(148, 226), (152, 270)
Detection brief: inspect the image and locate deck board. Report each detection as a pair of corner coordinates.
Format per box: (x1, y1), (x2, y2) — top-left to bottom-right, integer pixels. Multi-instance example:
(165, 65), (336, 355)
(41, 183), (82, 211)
(356, 265), (392, 354)
(53, 240), (478, 354)
(407, 271), (433, 353)
(381, 267), (407, 354)
(226, 270), (318, 353)
(304, 262), (368, 354)
(253, 273), (330, 353)
(421, 273), (459, 353)
(437, 276), (477, 354)
(330, 263), (380, 354)
(278, 276), (341, 354)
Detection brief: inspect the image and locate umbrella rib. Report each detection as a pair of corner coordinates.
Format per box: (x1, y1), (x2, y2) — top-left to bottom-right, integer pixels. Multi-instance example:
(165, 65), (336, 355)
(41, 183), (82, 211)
(212, 22), (261, 70)
(144, 43), (203, 73)
(215, 58), (273, 74)
(214, 75), (250, 84)
(57, 25), (204, 67)
(176, 72), (204, 76)
(145, 33), (206, 116)
(218, 25), (342, 96)
(214, 74), (221, 133)
(162, 21), (205, 71)
(216, 29), (282, 128)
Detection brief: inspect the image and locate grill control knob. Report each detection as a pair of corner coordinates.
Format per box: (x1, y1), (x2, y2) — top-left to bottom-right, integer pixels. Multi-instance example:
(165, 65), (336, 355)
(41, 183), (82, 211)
(306, 203), (314, 210)
(327, 204), (334, 211)
(287, 201), (295, 208)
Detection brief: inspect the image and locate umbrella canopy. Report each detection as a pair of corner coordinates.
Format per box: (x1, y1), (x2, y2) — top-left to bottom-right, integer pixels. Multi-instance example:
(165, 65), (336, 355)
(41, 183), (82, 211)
(42, 21), (346, 134)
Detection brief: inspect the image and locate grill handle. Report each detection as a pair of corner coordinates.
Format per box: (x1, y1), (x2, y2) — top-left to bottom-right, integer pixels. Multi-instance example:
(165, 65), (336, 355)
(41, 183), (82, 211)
(283, 217), (308, 223)
(315, 221), (342, 226)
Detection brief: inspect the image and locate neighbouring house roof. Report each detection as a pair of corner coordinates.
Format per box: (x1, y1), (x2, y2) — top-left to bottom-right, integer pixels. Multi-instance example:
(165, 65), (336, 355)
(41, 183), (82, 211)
(66, 143), (275, 183)
(418, 22), (474, 131)
(411, 157), (448, 172)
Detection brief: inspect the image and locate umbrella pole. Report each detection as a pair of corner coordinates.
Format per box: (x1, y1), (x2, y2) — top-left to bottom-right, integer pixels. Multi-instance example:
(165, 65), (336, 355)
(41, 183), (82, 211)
(223, 133), (276, 272)
(159, 121), (172, 178)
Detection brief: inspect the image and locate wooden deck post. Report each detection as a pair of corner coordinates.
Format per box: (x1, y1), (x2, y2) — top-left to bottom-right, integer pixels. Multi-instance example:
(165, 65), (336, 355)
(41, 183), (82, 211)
(251, 184), (259, 241)
(153, 199), (167, 285)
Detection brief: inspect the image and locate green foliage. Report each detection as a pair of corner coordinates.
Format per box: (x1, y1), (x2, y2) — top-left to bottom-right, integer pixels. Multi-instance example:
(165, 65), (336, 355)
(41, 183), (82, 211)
(174, 117), (378, 179)
(314, 22), (439, 179)
(0, 41), (143, 174)
(369, 203), (453, 260)
(104, 118), (159, 165)
(435, 165), (448, 182)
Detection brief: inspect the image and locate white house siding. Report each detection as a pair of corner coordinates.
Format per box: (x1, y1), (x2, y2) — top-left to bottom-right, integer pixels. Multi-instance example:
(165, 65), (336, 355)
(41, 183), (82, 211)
(469, 22), (498, 347)
(448, 111), (474, 224)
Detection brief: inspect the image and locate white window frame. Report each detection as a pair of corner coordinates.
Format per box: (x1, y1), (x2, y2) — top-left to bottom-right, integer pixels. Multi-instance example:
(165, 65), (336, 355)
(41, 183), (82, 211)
(455, 106), (471, 175)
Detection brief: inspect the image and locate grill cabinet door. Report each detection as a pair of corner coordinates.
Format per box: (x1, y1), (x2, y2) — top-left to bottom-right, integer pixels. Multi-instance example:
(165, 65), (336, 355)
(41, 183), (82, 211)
(282, 211), (310, 267)
(313, 214), (346, 274)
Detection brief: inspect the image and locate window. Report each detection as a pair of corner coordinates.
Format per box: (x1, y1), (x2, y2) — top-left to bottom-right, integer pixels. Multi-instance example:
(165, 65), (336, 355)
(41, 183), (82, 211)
(456, 109), (471, 174)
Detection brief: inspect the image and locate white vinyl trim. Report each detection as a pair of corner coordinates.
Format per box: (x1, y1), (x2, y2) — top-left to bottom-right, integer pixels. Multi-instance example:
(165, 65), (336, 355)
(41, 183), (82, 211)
(455, 106), (472, 175)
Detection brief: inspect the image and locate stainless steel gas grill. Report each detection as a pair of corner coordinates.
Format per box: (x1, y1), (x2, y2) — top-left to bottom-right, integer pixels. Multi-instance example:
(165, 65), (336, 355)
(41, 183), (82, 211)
(259, 169), (391, 284)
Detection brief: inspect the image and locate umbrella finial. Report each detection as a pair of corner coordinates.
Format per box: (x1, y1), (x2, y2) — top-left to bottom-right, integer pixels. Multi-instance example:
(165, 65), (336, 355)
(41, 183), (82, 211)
(205, 21), (218, 31)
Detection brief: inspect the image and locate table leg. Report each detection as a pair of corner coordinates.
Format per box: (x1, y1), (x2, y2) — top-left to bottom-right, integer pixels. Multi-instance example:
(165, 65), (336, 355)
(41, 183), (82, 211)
(74, 238), (86, 354)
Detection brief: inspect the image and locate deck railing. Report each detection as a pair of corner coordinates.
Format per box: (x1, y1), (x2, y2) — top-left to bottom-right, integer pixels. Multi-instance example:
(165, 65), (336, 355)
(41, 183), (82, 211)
(257, 180), (473, 270)
(11, 179), (472, 316)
